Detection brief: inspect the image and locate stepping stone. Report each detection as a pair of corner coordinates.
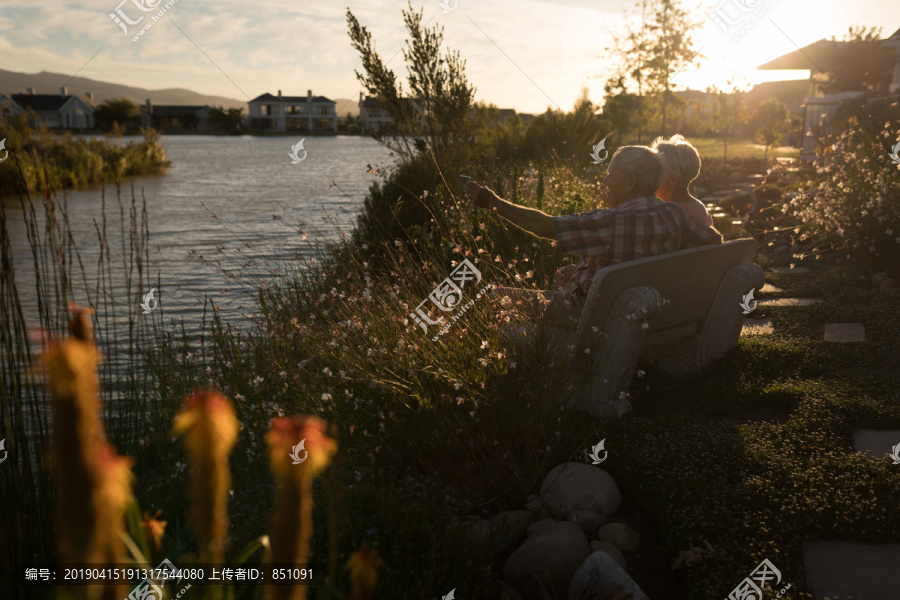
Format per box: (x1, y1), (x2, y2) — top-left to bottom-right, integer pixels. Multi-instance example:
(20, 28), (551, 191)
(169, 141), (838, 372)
(768, 266), (810, 274)
(758, 298), (822, 307)
(759, 283), (783, 293)
(741, 317), (773, 336)
(824, 323), (865, 342)
(804, 540), (900, 599)
(852, 429), (900, 458)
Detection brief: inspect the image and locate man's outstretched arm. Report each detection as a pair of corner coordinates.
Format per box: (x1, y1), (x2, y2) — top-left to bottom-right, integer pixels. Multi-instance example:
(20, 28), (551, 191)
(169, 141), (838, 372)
(464, 181), (556, 240)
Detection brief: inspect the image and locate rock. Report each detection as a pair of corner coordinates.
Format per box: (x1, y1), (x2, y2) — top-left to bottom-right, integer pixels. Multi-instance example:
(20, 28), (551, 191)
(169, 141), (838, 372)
(503, 521), (590, 600)
(880, 279), (897, 294)
(527, 518), (556, 538)
(492, 510), (535, 548)
(597, 523), (641, 552)
(872, 273), (886, 286)
(525, 494), (542, 510)
(773, 244), (790, 255)
(590, 541), (628, 570)
(540, 463), (622, 519)
(568, 510), (607, 536)
(568, 551), (650, 600)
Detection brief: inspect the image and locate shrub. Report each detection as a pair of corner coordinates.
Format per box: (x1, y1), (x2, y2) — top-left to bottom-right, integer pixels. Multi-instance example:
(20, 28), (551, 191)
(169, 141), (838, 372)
(787, 119), (900, 276)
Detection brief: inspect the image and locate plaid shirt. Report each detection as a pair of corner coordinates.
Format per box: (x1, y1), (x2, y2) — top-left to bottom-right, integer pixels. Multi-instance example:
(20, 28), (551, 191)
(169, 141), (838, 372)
(553, 195), (724, 295)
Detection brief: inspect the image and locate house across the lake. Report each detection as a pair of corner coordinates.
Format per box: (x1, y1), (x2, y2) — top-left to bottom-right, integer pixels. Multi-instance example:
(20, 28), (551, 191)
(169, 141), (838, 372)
(247, 90), (337, 133)
(1, 87), (96, 129)
(140, 101), (211, 131)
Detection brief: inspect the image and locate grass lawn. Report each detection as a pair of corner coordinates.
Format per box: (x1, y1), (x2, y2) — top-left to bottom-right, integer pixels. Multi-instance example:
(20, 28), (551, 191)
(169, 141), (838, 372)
(682, 136), (802, 163)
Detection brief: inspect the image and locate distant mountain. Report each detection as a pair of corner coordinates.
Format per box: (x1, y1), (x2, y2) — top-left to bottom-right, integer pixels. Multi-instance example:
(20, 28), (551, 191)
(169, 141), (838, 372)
(0, 68), (247, 109)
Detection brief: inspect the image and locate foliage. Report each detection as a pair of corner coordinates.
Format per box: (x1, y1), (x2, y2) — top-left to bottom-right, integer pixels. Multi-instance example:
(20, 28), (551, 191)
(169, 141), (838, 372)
(788, 119), (900, 277)
(94, 97), (141, 131)
(208, 106), (245, 133)
(752, 99), (789, 166)
(707, 74), (751, 163)
(346, 2), (475, 167)
(0, 117), (169, 193)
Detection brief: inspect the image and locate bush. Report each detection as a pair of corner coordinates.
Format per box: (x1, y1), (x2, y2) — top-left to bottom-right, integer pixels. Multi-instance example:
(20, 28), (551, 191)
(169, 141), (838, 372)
(787, 119), (900, 277)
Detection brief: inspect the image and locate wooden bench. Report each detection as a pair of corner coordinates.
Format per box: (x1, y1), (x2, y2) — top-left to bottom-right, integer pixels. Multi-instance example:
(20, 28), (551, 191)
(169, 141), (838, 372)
(543, 238), (764, 418)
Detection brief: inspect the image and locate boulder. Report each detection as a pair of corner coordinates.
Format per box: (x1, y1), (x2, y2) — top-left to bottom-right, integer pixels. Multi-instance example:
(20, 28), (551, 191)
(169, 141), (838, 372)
(568, 510), (607, 537)
(526, 518), (556, 538)
(492, 510), (535, 548)
(568, 551), (650, 600)
(540, 463), (622, 519)
(590, 540), (628, 570)
(503, 521), (590, 600)
(880, 279), (897, 295)
(597, 523), (641, 552)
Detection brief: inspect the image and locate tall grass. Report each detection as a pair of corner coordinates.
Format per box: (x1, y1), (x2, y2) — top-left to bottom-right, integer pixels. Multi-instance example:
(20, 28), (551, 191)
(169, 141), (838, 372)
(0, 166), (156, 596)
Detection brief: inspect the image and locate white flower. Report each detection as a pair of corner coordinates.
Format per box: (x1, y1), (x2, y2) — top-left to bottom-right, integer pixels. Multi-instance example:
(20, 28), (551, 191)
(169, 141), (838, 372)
(322, 367), (332, 376)
(510, 362), (517, 369)
(641, 321), (649, 331)
(362, 243), (369, 250)
(584, 348), (591, 354)
(481, 340), (489, 349)
(321, 393), (332, 401)
(637, 369), (646, 378)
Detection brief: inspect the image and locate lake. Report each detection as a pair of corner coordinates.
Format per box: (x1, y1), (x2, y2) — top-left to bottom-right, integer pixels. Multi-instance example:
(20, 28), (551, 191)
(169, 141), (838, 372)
(4, 134), (394, 330)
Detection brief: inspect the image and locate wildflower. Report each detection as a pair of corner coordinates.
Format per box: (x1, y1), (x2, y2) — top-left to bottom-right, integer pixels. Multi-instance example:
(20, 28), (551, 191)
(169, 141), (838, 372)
(346, 543), (382, 600)
(171, 389), (240, 565)
(584, 348), (591, 354)
(321, 393), (332, 402)
(641, 321), (649, 331)
(480, 340), (489, 350)
(140, 509), (168, 557)
(322, 367), (332, 376)
(637, 369), (646, 378)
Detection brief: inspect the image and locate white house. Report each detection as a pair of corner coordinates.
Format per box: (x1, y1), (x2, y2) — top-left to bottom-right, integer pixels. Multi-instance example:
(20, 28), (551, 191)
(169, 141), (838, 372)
(5, 87), (96, 129)
(358, 94), (394, 134)
(758, 27), (900, 159)
(247, 90), (337, 133)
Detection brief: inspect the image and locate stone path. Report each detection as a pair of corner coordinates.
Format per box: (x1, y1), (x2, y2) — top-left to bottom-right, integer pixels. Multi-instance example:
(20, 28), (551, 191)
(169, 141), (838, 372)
(824, 323), (865, 342)
(803, 541), (900, 599)
(768, 266), (810, 274)
(758, 298), (822, 307)
(852, 429), (900, 458)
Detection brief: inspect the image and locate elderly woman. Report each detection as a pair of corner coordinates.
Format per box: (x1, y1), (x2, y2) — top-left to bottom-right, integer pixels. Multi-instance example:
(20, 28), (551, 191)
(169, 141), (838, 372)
(651, 134), (713, 227)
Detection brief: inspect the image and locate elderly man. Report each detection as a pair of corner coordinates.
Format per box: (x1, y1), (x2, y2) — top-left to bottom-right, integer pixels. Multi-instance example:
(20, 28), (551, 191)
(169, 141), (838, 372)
(464, 144), (723, 324)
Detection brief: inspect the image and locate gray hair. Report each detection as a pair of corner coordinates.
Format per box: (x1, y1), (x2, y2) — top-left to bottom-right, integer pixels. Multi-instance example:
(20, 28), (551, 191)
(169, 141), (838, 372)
(651, 134), (701, 186)
(609, 145), (663, 195)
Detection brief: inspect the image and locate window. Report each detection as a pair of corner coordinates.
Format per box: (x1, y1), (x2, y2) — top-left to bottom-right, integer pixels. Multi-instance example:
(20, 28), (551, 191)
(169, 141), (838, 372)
(318, 106), (330, 116)
(259, 105), (270, 116)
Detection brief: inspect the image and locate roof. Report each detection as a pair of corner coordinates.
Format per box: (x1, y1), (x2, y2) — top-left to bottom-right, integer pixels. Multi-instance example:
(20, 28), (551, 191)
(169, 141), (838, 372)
(147, 105), (209, 116)
(11, 94), (71, 111)
(757, 29), (900, 71)
(250, 93), (335, 104)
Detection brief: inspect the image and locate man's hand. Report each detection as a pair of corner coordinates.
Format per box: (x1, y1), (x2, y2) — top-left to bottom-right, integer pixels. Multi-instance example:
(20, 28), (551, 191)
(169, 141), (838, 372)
(464, 180), (496, 210)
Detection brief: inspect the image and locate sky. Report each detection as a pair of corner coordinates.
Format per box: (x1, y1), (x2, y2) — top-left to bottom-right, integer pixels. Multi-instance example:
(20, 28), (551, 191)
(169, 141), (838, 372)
(0, 0), (898, 115)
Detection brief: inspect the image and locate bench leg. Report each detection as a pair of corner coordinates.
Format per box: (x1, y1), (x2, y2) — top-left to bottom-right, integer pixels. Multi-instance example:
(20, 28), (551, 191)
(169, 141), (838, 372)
(564, 286), (661, 418)
(697, 262), (766, 367)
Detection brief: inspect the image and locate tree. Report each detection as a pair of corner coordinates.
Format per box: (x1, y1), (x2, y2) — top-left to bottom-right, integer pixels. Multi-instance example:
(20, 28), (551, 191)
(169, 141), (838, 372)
(94, 98), (140, 131)
(209, 106), (244, 132)
(707, 73), (750, 163)
(603, 0), (704, 139)
(816, 26), (896, 94)
(346, 2), (475, 165)
(751, 99), (789, 167)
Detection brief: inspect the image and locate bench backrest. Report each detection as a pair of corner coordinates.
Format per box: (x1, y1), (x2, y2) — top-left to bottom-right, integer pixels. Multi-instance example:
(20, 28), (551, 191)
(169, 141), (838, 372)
(579, 238), (758, 336)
